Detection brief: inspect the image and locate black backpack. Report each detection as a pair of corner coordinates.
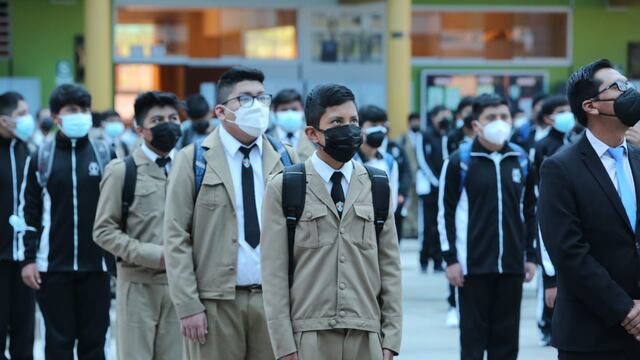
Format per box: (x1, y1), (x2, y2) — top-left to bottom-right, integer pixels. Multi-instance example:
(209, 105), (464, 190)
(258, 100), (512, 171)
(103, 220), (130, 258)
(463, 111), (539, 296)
(282, 163), (390, 286)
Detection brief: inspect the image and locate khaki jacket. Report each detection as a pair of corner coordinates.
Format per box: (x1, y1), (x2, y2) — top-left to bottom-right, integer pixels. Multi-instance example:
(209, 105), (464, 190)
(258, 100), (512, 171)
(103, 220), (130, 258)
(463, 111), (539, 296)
(296, 134), (316, 162)
(164, 128), (298, 319)
(261, 159), (403, 358)
(93, 147), (167, 284)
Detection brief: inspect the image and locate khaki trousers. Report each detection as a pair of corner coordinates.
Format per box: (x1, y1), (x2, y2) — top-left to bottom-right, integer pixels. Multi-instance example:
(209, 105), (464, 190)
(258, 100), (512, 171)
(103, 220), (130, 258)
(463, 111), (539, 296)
(116, 280), (181, 360)
(294, 329), (383, 360)
(182, 289), (274, 360)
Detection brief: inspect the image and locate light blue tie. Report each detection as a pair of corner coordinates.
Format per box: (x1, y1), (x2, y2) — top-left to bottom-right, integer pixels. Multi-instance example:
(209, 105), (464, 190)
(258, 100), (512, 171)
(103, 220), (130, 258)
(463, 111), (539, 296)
(607, 146), (637, 232)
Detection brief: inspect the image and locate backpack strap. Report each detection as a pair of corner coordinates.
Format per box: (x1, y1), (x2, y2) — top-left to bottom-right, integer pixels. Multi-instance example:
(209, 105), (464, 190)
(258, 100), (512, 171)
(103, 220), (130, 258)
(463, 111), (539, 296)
(121, 155), (137, 231)
(267, 134), (293, 167)
(36, 138), (56, 188)
(508, 142), (529, 178)
(90, 139), (113, 175)
(193, 139), (208, 198)
(458, 141), (472, 192)
(282, 163), (306, 287)
(363, 165), (390, 244)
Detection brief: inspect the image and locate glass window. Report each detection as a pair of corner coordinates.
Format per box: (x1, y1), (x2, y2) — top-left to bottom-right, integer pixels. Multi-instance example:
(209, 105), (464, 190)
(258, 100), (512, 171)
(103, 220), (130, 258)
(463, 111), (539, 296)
(115, 7), (298, 60)
(411, 9), (569, 61)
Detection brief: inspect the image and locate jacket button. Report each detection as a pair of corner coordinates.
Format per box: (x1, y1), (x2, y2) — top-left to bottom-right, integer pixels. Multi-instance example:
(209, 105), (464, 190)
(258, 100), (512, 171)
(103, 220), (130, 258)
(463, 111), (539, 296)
(340, 228), (345, 234)
(329, 319), (337, 327)
(340, 256), (346, 263)
(339, 282), (346, 290)
(339, 311), (346, 317)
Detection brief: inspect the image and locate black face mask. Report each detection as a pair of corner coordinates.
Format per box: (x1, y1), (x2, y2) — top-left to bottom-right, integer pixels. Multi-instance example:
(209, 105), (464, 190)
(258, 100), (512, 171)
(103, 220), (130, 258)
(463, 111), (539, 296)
(150, 122), (182, 152)
(365, 130), (386, 148)
(192, 119), (210, 134)
(613, 89), (640, 127)
(439, 117), (452, 131)
(318, 124), (363, 163)
(410, 125), (421, 133)
(40, 117), (54, 132)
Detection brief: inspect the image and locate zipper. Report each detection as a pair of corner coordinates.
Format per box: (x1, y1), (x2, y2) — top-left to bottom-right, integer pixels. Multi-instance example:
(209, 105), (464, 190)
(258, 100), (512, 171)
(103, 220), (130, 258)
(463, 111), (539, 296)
(71, 139), (79, 271)
(10, 139), (17, 260)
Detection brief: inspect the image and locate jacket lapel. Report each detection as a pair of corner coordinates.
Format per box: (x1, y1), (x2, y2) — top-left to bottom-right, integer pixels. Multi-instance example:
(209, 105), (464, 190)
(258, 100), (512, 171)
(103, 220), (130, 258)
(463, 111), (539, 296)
(342, 161), (366, 218)
(261, 135), (282, 186)
(305, 159), (340, 219)
(580, 135), (634, 232)
(133, 147), (166, 180)
(202, 129), (236, 211)
(628, 146), (640, 236)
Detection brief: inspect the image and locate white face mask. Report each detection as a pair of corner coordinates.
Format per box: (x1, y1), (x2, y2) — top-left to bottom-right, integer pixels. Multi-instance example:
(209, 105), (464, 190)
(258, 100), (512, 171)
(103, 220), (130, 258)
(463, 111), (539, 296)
(60, 113), (93, 139)
(481, 120), (512, 146)
(225, 102), (270, 138)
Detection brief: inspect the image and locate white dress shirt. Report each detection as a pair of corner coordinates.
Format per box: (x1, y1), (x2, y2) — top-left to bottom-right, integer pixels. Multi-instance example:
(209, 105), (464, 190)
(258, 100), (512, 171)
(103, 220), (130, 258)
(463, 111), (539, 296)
(310, 151), (353, 199)
(140, 143), (175, 173)
(276, 127), (301, 149)
(219, 125), (264, 286)
(586, 129), (636, 199)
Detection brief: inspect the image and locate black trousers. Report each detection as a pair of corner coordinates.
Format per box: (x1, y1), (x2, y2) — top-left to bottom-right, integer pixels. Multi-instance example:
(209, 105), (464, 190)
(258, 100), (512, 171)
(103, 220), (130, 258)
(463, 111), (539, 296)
(394, 206), (404, 242)
(419, 192), (442, 267)
(36, 271), (111, 360)
(459, 274), (523, 360)
(537, 273), (553, 337)
(447, 284), (457, 308)
(0, 260), (35, 360)
(558, 350), (629, 360)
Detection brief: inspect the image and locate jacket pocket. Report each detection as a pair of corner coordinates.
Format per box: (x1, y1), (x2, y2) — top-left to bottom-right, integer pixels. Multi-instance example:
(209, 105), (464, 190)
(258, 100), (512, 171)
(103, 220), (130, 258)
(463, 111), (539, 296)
(353, 204), (376, 250)
(295, 204), (330, 248)
(132, 186), (157, 216)
(197, 173), (227, 209)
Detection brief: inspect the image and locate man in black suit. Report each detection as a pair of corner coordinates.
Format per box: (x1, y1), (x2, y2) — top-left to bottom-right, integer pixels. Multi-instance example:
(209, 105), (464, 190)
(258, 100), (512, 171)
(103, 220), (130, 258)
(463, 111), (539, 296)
(538, 58), (640, 359)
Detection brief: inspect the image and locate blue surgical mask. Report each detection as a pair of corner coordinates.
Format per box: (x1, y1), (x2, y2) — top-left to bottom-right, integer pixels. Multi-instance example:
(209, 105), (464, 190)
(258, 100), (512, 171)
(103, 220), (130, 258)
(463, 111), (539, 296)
(104, 122), (125, 138)
(14, 114), (36, 141)
(60, 113), (92, 138)
(276, 110), (304, 133)
(552, 112), (576, 134)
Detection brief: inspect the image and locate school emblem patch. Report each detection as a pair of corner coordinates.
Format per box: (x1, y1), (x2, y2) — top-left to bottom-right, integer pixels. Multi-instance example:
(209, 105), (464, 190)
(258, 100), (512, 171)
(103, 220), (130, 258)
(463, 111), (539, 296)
(336, 201), (345, 213)
(88, 162), (100, 176)
(512, 168), (522, 184)
(242, 158), (251, 168)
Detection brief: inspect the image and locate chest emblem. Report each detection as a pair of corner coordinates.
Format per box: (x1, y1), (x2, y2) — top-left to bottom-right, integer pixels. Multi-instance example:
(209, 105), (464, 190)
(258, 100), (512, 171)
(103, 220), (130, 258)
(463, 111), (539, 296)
(88, 162), (100, 177)
(242, 158), (251, 168)
(336, 201), (345, 213)
(512, 168), (522, 184)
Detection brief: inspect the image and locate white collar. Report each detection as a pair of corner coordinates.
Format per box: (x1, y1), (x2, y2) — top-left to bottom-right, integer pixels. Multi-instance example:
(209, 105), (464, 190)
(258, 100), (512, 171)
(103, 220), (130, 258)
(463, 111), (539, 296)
(586, 128), (628, 158)
(141, 142), (175, 163)
(311, 151), (354, 185)
(219, 124), (263, 157)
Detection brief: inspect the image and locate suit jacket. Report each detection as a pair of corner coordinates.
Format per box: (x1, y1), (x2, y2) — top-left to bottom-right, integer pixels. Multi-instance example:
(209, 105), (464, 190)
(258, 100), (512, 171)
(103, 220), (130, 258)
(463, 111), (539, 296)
(539, 133), (640, 353)
(164, 127), (297, 319)
(261, 159), (402, 358)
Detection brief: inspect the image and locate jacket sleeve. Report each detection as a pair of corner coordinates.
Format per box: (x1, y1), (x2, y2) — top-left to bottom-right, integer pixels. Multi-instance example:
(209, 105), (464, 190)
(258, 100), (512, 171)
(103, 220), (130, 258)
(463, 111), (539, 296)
(260, 174), (297, 359)
(22, 156), (42, 265)
(539, 157), (633, 326)
(93, 160), (163, 269)
(377, 191), (403, 354)
(437, 158), (462, 266)
(164, 146), (206, 319)
(523, 161), (538, 264)
(395, 145), (412, 198)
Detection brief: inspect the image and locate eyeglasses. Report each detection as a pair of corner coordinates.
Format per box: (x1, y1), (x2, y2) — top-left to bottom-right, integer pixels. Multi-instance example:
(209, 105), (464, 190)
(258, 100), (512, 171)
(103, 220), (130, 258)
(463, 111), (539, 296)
(592, 80), (637, 101)
(221, 94), (272, 108)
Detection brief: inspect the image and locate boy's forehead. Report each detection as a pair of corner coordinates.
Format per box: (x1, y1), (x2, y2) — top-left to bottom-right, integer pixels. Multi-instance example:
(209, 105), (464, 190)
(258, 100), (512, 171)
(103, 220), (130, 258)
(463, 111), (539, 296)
(146, 106), (178, 117)
(229, 80), (264, 97)
(481, 104), (509, 116)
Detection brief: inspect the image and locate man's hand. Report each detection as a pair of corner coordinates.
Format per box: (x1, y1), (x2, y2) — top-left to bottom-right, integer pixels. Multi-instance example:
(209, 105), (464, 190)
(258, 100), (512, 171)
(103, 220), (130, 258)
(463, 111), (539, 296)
(626, 123), (640, 147)
(279, 353), (299, 360)
(397, 195), (405, 206)
(622, 300), (640, 341)
(383, 349), (395, 360)
(159, 248), (166, 270)
(524, 262), (536, 283)
(181, 312), (208, 344)
(21, 263), (41, 290)
(545, 287), (557, 308)
(446, 263), (464, 288)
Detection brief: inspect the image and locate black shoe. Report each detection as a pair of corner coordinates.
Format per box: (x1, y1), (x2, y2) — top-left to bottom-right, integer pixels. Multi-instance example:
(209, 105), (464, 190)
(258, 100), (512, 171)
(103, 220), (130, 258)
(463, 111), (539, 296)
(540, 333), (552, 347)
(433, 263), (445, 273)
(420, 264), (428, 273)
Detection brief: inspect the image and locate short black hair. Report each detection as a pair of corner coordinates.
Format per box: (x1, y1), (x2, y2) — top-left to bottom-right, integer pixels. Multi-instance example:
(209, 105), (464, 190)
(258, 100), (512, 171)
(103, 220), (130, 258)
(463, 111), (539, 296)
(463, 114), (475, 130)
(216, 66), (265, 105)
(0, 91), (24, 117)
(102, 109), (121, 119)
(567, 59), (614, 127)
(540, 94), (569, 119)
(408, 112), (420, 122)
(510, 106), (524, 117)
(472, 93), (509, 120)
(185, 94), (210, 119)
(49, 84), (91, 115)
(358, 105), (387, 127)
(428, 105), (449, 124)
(134, 91), (180, 126)
(456, 96), (474, 115)
(304, 84), (356, 129)
(532, 93), (548, 109)
(272, 89), (303, 110)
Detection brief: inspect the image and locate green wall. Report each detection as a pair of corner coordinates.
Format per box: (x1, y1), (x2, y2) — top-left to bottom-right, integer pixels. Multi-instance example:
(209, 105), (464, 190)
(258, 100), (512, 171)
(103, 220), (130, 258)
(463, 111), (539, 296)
(6, 0), (84, 105)
(410, 0), (640, 112)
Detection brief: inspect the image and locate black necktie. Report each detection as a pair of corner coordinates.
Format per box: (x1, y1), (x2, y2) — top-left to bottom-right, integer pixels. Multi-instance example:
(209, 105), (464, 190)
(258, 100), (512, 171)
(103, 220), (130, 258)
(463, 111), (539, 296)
(155, 157), (171, 175)
(330, 172), (345, 218)
(239, 145), (260, 248)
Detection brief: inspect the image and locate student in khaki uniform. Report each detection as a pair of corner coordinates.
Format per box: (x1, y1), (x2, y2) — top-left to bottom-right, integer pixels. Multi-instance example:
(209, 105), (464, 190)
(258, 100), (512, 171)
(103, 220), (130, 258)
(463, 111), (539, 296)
(396, 112), (420, 239)
(93, 91), (183, 360)
(261, 84), (402, 360)
(270, 89), (316, 162)
(164, 66), (298, 360)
